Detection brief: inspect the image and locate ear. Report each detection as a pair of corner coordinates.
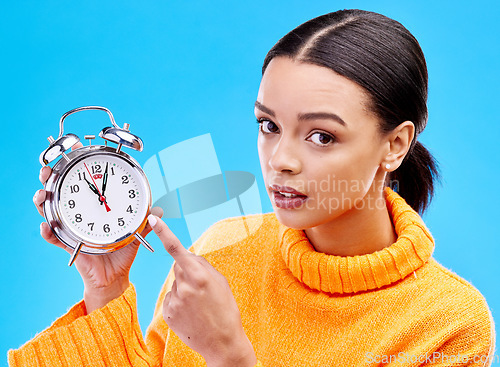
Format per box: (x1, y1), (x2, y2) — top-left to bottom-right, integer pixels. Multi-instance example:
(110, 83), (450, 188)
(382, 121), (415, 172)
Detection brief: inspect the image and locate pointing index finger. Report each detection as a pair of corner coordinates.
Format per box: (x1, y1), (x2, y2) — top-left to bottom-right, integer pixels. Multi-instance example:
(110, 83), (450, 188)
(148, 214), (192, 268)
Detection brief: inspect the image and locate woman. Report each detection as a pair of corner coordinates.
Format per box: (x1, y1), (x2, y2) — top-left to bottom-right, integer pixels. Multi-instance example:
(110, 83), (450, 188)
(11, 9), (494, 366)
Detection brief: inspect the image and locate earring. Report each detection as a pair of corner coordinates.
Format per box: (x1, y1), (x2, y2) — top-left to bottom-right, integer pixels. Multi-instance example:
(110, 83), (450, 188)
(385, 163), (391, 170)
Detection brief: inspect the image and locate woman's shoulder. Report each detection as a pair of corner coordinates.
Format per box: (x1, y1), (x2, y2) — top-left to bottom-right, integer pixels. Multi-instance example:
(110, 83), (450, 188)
(419, 257), (494, 332)
(425, 258), (491, 304)
(190, 212), (279, 256)
(404, 258), (496, 360)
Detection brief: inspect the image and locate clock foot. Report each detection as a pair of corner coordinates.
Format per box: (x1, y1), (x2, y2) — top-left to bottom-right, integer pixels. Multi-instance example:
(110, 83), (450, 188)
(134, 233), (154, 252)
(68, 242), (83, 266)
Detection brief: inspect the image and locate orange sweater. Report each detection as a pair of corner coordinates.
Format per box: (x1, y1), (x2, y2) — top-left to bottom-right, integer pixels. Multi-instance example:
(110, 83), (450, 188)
(8, 189), (495, 366)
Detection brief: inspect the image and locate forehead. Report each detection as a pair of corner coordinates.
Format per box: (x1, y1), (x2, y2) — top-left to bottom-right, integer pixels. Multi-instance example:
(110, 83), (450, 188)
(257, 57), (373, 121)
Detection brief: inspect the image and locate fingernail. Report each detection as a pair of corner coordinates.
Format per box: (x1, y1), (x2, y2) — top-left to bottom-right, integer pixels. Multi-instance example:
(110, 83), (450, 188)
(35, 190), (44, 204)
(148, 214), (157, 228)
(39, 166), (49, 181)
(40, 222), (44, 235)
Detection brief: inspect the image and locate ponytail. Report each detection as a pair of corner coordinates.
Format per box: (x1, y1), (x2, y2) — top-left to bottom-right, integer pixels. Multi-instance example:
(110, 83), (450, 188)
(389, 141), (440, 215)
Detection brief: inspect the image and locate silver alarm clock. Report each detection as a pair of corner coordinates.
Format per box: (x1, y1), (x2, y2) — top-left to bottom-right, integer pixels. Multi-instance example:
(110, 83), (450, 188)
(40, 106), (153, 266)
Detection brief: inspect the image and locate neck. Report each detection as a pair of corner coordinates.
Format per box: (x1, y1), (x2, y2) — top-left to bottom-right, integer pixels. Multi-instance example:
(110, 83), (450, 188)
(278, 187), (435, 294)
(304, 189), (397, 256)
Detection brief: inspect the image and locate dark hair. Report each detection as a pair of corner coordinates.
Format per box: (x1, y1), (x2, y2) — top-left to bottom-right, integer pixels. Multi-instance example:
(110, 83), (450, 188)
(262, 9), (439, 214)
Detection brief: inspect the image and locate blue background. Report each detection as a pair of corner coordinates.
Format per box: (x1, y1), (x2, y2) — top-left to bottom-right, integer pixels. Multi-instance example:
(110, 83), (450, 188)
(1, 0), (499, 363)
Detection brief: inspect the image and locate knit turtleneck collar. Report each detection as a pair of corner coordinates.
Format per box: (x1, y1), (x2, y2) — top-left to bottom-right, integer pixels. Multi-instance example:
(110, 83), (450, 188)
(279, 188), (435, 294)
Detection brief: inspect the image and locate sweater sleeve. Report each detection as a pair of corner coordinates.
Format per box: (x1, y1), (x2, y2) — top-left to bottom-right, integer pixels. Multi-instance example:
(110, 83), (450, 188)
(8, 283), (155, 367)
(8, 277), (264, 367)
(8, 217), (265, 367)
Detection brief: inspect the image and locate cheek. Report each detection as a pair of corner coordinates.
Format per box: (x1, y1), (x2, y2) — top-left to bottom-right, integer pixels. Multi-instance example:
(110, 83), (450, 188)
(352, 143), (383, 184)
(308, 148), (379, 199)
(257, 136), (270, 174)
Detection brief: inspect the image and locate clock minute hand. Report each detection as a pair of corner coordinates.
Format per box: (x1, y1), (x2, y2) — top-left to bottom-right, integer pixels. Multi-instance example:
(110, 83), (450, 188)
(101, 162), (109, 197)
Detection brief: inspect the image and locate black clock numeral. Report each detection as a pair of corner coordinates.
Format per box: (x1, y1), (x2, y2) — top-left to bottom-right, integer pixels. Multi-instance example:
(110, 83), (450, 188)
(88, 222), (94, 231)
(121, 175), (129, 184)
(70, 184), (80, 194)
(110, 167), (115, 175)
(128, 190), (136, 198)
(91, 164), (102, 174)
(103, 224), (110, 233)
(126, 205), (133, 213)
(68, 200), (76, 209)
(75, 214), (82, 223)
(118, 217), (125, 226)
(77, 172), (85, 181)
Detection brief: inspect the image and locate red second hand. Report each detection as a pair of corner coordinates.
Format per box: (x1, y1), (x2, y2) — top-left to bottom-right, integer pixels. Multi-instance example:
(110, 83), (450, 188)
(84, 163), (111, 212)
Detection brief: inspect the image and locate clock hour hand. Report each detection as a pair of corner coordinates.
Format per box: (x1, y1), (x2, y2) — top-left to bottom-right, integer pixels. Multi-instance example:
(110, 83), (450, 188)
(83, 175), (101, 198)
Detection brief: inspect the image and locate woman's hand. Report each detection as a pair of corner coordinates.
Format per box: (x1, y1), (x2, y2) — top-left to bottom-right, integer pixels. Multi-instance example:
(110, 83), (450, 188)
(34, 148), (162, 313)
(148, 214), (257, 367)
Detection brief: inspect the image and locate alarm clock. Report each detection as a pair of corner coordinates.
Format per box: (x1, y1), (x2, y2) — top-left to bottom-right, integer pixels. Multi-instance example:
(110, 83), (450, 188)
(39, 106), (154, 266)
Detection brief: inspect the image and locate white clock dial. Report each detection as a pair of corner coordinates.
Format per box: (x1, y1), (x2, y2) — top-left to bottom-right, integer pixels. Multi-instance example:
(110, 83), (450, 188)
(58, 154), (149, 245)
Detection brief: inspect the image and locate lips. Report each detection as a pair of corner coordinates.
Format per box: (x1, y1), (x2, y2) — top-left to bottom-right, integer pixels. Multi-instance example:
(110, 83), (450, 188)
(270, 184), (308, 209)
(270, 184), (307, 197)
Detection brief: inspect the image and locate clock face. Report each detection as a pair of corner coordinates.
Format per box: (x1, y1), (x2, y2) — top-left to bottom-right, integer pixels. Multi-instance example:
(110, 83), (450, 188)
(57, 153), (150, 245)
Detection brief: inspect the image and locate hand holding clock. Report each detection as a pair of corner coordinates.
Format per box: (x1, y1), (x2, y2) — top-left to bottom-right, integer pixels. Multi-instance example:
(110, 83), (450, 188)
(33, 143), (162, 312)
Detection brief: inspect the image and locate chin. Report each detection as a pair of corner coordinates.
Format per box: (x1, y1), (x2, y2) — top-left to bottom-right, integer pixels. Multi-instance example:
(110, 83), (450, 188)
(272, 205), (323, 230)
(272, 198), (351, 231)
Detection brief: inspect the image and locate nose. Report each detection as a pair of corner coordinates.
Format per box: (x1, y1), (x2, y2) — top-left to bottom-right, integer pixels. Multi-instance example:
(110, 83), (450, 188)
(268, 137), (302, 174)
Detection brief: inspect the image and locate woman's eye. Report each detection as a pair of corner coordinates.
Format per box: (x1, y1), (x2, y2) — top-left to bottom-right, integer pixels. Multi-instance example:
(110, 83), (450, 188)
(257, 119), (279, 134)
(309, 132), (335, 146)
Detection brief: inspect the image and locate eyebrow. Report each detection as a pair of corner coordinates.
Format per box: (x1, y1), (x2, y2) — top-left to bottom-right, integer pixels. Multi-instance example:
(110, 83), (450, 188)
(254, 101), (346, 127)
(254, 101), (275, 116)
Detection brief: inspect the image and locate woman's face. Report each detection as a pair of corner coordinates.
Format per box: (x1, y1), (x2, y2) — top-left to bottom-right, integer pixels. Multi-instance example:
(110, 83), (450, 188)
(256, 57), (389, 229)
